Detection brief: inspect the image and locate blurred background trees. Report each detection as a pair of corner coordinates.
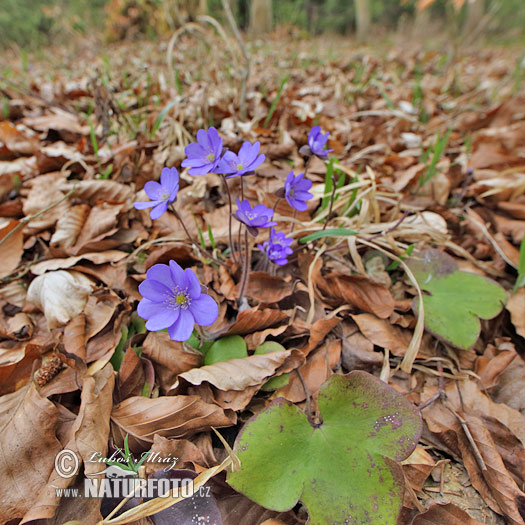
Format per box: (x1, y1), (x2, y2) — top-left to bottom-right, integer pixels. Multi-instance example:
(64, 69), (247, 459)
(0, 0), (524, 50)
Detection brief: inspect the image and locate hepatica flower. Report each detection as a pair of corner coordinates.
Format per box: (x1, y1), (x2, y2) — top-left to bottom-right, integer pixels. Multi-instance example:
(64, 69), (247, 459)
(284, 171), (313, 211)
(137, 261), (218, 342)
(258, 228), (293, 265)
(181, 127), (222, 176)
(134, 167), (179, 220)
(216, 141), (265, 178)
(234, 198), (276, 235)
(308, 125), (333, 157)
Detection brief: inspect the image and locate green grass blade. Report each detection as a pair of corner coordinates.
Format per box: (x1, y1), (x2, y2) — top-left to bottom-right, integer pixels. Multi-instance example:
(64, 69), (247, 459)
(299, 228), (358, 244)
(264, 75), (289, 128)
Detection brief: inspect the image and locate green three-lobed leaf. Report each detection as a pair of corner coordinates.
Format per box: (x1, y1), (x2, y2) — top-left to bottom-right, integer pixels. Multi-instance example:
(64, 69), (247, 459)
(227, 371), (422, 525)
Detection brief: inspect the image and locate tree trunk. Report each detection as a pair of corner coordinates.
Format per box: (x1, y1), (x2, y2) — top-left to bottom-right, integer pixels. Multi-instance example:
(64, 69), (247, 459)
(249, 0), (273, 35)
(355, 0), (371, 43)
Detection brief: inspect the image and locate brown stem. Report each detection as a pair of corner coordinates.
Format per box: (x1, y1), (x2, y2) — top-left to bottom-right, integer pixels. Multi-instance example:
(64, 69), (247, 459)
(220, 175), (236, 262)
(237, 227), (252, 303)
(171, 206), (223, 265)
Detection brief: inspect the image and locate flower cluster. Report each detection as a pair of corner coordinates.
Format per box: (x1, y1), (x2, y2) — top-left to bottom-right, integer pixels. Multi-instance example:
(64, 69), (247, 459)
(134, 124), (332, 341)
(257, 228), (293, 266)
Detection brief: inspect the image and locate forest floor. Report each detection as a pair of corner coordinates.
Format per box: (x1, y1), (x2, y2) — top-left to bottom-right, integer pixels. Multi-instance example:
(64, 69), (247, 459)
(0, 30), (524, 525)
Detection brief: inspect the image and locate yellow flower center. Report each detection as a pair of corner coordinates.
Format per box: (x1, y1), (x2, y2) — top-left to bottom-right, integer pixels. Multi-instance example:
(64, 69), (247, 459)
(206, 153), (215, 162)
(237, 163), (243, 171)
(175, 293), (187, 305)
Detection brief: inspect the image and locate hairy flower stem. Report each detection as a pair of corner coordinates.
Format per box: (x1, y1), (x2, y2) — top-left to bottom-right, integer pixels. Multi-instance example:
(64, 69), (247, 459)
(220, 175), (237, 263)
(171, 205), (222, 265)
(237, 227), (252, 303)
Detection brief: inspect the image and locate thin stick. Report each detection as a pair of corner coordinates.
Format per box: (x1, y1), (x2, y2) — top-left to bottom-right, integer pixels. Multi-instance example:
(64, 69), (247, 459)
(220, 0), (250, 121)
(0, 186), (76, 250)
(296, 368), (316, 427)
(221, 175), (237, 262)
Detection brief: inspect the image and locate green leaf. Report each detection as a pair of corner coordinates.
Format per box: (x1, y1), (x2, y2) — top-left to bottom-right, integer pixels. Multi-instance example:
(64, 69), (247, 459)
(299, 228), (358, 244)
(254, 342), (290, 391)
(264, 75), (289, 129)
(227, 372), (422, 525)
(204, 335), (247, 365)
(408, 249), (507, 349)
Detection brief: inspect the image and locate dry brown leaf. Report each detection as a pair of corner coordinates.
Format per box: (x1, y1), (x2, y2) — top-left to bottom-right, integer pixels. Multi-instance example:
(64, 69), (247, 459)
(63, 313), (86, 362)
(0, 219), (24, 278)
(141, 331), (202, 393)
(118, 346), (154, 399)
(226, 307), (288, 336)
(0, 121), (39, 156)
(26, 270), (95, 329)
(412, 503), (484, 524)
(177, 349), (304, 392)
(351, 313), (412, 356)
(30, 250), (128, 275)
(50, 204), (90, 248)
(507, 289), (525, 340)
(316, 271), (395, 319)
(145, 434), (210, 475)
(242, 272), (294, 303)
(111, 395), (236, 441)
(492, 355), (525, 416)
(0, 384), (62, 523)
(22, 364), (114, 523)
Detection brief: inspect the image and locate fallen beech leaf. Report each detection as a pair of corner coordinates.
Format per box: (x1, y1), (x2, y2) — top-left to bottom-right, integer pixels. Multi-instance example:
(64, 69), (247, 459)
(507, 289), (525, 339)
(27, 270), (95, 329)
(30, 250), (128, 275)
(0, 219), (24, 278)
(412, 503), (484, 524)
(145, 435), (210, 474)
(492, 355), (525, 416)
(352, 313), (412, 356)
(0, 384), (62, 523)
(50, 204), (90, 248)
(0, 121), (39, 156)
(316, 271), (395, 319)
(226, 307), (288, 336)
(111, 395), (236, 441)
(178, 348), (304, 392)
(242, 272), (294, 303)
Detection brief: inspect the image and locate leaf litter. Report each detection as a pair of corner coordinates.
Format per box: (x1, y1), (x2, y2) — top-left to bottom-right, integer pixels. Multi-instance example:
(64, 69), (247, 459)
(0, 27), (524, 525)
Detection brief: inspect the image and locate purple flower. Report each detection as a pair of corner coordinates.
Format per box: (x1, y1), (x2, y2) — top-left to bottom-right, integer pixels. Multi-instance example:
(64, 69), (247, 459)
(181, 127), (222, 176)
(216, 141), (265, 178)
(234, 199), (277, 235)
(258, 228), (293, 265)
(308, 126), (333, 157)
(137, 261), (218, 342)
(284, 171), (313, 212)
(134, 167), (179, 220)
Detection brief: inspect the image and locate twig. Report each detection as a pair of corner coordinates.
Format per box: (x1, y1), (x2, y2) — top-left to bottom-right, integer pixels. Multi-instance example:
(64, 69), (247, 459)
(220, 0), (250, 121)
(365, 210), (409, 241)
(296, 368), (319, 427)
(0, 186), (76, 250)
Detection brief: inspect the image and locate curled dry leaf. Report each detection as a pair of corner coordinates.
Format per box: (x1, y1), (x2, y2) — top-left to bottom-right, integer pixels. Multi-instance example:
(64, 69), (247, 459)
(506, 288), (525, 339)
(0, 219), (24, 278)
(226, 307), (288, 336)
(412, 503), (484, 524)
(27, 270), (95, 329)
(242, 272), (294, 303)
(111, 395), (236, 441)
(0, 384), (62, 524)
(50, 204), (90, 248)
(30, 250), (128, 275)
(176, 349), (304, 392)
(315, 271), (395, 319)
(0, 121), (39, 156)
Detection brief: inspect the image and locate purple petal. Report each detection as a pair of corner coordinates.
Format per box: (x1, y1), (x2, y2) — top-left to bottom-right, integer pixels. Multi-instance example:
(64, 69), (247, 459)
(150, 201), (169, 220)
(134, 200), (157, 210)
(294, 190), (313, 200)
(139, 279), (172, 302)
(144, 181), (163, 201)
(185, 269), (201, 299)
(238, 141), (258, 165)
(138, 299), (175, 330)
(215, 151), (238, 174)
(160, 167), (179, 194)
(168, 308), (194, 341)
(169, 260), (187, 288)
(147, 264), (174, 287)
(188, 165), (212, 176)
(190, 294), (219, 327)
(248, 153), (265, 171)
(197, 128), (212, 150)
